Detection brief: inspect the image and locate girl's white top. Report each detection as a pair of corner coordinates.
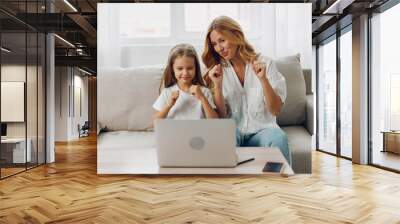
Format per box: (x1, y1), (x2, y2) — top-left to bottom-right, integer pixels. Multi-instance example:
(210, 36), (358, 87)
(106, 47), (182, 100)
(153, 84), (216, 119)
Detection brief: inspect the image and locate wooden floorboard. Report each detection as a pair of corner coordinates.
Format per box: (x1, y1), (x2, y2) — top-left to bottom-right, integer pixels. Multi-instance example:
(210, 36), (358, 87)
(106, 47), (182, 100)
(1, 135), (400, 223)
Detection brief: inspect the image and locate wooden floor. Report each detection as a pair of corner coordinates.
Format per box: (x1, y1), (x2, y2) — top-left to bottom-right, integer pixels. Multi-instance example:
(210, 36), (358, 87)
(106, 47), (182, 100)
(0, 167), (26, 178)
(1, 136), (400, 223)
(1, 163), (45, 178)
(372, 150), (400, 171)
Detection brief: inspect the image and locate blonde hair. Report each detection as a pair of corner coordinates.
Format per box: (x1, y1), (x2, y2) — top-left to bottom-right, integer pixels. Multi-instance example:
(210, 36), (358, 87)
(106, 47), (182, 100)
(202, 16), (259, 69)
(160, 43), (205, 93)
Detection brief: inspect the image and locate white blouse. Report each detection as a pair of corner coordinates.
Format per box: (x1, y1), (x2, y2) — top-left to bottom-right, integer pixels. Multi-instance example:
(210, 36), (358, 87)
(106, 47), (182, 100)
(153, 84), (216, 119)
(221, 55), (287, 134)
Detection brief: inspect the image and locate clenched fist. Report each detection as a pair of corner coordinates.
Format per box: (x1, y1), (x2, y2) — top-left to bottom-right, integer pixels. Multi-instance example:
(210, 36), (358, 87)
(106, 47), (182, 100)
(189, 85), (205, 100)
(167, 90), (179, 107)
(252, 60), (267, 81)
(208, 64), (223, 87)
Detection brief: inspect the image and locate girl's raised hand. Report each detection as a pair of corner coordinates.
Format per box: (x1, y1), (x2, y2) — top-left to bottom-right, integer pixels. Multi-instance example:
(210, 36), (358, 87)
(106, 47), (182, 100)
(252, 60), (267, 81)
(209, 64), (223, 87)
(167, 90), (179, 107)
(189, 85), (204, 100)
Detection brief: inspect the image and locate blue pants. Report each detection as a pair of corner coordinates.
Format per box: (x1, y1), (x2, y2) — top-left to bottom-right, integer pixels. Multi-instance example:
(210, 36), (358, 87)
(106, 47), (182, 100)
(236, 127), (292, 166)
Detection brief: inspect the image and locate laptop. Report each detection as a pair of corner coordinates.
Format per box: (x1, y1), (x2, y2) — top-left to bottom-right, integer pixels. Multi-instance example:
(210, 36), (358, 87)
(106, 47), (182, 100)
(155, 119), (240, 167)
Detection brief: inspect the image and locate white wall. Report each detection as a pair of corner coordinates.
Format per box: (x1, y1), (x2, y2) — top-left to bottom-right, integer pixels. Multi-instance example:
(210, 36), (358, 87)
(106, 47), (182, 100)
(1, 64), (46, 163)
(98, 3), (312, 70)
(73, 74), (89, 138)
(1, 65), (38, 137)
(55, 67), (89, 141)
(55, 67), (67, 141)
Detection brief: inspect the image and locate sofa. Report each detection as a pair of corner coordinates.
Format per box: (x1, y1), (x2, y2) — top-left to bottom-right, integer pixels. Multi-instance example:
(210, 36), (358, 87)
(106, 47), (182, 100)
(275, 54), (313, 173)
(97, 54), (313, 174)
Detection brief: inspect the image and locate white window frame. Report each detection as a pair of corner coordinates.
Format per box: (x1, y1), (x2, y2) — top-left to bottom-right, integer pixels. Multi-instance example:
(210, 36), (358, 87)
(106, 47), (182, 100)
(119, 3), (262, 46)
(119, 3), (174, 46)
(390, 73), (400, 130)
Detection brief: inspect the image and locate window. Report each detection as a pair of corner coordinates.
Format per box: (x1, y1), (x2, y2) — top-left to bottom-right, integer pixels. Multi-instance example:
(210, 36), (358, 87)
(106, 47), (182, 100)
(318, 37), (337, 155)
(390, 74), (400, 130)
(340, 29), (352, 158)
(119, 4), (171, 38)
(119, 3), (261, 44)
(0, 2), (46, 179)
(317, 26), (353, 159)
(184, 3), (252, 33)
(371, 2), (400, 171)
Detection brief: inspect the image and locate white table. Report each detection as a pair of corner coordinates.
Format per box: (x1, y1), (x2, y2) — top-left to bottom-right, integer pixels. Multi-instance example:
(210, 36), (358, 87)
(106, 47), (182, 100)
(98, 147), (294, 176)
(1, 138), (31, 163)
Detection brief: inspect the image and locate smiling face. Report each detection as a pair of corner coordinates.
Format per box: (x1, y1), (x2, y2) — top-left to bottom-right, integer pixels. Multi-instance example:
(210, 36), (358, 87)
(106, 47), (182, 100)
(173, 55), (196, 86)
(209, 30), (238, 61)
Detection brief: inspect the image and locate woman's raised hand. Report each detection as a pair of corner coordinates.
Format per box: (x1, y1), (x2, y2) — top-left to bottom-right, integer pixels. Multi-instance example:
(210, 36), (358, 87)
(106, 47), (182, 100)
(252, 60), (267, 81)
(167, 90), (179, 107)
(209, 64), (223, 87)
(189, 85), (205, 100)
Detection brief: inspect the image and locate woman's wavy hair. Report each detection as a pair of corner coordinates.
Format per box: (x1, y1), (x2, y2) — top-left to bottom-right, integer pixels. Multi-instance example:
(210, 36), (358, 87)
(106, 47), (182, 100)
(160, 43), (206, 93)
(202, 16), (259, 70)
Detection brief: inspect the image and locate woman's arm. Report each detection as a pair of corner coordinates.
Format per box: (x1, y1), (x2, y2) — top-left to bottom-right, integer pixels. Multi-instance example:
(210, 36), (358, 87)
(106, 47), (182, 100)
(252, 60), (283, 116)
(259, 77), (282, 116)
(213, 86), (227, 118)
(199, 97), (218, 118)
(206, 64), (227, 118)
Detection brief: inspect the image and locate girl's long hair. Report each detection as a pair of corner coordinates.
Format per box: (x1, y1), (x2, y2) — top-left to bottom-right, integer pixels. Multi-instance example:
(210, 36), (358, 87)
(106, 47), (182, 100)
(160, 43), (206, 93)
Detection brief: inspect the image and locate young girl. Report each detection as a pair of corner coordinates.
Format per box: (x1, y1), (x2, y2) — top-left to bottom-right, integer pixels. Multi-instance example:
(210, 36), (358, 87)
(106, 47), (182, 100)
(152, 44), (218, 122)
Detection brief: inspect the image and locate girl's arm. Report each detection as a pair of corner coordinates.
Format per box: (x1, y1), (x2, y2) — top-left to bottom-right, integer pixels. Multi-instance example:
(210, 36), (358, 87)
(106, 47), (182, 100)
(153, 104), (173, 120)
(152, 90), (179, 125)
(189, 85), (218, 118)
(199, 97), (218, 118)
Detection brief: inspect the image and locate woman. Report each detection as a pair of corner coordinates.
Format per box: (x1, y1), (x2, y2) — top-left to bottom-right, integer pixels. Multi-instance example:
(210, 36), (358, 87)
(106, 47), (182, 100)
(202, 16), (292, 165)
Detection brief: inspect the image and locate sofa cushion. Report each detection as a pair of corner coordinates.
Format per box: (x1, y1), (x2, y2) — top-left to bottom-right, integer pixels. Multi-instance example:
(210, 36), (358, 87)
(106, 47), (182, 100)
(303, 69), (313, 95)
(282, 126), (311, 173)
(98, 66), (163, 131)
(275, 54), (306, 126)
(276, 54), (301, 63)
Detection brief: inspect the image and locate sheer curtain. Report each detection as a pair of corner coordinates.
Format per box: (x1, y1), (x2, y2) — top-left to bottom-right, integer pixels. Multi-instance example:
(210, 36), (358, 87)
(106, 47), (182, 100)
(98, 4), (121, 69)
(258, 4), (311, 69)
(98, 3), (311, 69)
